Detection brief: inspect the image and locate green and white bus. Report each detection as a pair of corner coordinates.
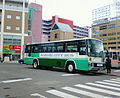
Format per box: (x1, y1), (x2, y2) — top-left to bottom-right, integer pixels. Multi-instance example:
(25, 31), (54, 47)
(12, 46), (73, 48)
(23, 38), (105, 72)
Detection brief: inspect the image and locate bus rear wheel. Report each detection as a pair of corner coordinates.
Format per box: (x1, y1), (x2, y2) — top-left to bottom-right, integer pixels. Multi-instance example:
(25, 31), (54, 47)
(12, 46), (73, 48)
(66, 62), (75, 73)
(33, 61), (38, 69)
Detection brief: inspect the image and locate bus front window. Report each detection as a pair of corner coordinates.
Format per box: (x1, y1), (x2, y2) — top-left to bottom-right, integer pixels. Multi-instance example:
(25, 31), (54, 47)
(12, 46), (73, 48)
(87, 39), (104, 57)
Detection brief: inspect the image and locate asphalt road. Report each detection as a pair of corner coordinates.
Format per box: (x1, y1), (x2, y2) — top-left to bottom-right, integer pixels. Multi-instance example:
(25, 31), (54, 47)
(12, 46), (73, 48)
(0, 62), (120, 98)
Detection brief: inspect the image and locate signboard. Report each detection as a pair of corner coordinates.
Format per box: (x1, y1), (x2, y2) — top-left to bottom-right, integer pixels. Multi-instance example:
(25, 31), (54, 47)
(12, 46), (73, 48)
(3, 45), (21, 53)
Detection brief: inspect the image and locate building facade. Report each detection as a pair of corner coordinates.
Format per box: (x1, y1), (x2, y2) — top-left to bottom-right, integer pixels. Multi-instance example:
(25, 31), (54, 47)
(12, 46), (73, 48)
(92, 0), (120, 52)
(92, 17), (120, 51)
(42, 16), (89, 42)
(42, 19), (52, 42)
(27, 3), (42, 43)
(0, 0), (28, 61)
(92, 0), (120, 26)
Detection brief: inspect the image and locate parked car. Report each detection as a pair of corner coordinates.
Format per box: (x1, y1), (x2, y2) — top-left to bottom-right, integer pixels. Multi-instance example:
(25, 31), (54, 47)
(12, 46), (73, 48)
(18, 59), (24, 64)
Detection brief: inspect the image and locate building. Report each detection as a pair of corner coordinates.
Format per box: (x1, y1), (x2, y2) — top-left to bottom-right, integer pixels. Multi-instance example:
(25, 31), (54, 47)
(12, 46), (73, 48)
(42, 19), (52, 42)
(92, 17), (120, 51)
(92, 0), (120, 26)
(0, 0), (28, 61)
(73, 25), (89, 38)
(27, 3), (42, 43)
(42, 16), (89, 42)
(92, 0), (120, 51)
(27, 4), (89, 42)
(50, 16), (73, 41)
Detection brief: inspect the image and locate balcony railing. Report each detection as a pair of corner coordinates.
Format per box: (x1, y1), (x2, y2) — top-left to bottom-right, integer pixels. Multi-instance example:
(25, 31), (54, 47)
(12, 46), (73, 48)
(6, 0), (28, 3)
(4, 5), (28, 11)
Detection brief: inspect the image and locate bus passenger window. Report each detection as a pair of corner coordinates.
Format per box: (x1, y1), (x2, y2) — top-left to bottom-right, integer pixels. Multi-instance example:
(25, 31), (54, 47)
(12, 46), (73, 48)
(66, 41), (78, 52)
(79, 47), (86, 55)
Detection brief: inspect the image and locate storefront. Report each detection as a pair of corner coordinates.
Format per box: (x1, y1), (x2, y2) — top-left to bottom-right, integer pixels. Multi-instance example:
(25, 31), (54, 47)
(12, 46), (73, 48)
(3, 35), (21, 61)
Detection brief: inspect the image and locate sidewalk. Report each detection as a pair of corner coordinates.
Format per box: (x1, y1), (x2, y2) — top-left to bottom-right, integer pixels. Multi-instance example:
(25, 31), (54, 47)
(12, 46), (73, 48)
(2, 61), (18, 63)
(101, 69), (120, 76)
(111, 69), (120, 76)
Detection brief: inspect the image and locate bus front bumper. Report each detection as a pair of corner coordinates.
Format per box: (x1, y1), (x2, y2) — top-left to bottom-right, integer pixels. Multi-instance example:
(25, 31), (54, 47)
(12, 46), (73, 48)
(89, 62), (106, 71)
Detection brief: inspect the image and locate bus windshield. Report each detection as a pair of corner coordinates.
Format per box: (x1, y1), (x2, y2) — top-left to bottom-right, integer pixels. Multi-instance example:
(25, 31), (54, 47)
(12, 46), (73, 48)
(87, 39), (104, 57)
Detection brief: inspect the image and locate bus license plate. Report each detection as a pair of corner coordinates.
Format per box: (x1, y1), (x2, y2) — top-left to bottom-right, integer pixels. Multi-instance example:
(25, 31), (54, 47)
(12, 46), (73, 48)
(97, 64), (102, 66)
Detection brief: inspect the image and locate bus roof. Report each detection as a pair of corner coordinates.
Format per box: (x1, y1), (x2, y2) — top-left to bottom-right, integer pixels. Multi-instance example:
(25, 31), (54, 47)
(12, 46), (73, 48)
(26, 38), (102, 45)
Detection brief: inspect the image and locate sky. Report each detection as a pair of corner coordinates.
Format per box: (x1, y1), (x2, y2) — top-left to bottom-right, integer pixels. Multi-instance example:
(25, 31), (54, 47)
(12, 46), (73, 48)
(29, 0), (113, 26)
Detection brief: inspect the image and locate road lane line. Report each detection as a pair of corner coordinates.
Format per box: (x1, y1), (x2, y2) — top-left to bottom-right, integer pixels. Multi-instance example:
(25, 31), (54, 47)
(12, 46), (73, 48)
(62, 86), (109, 98)
(103, 80), (120, 84)
(61, 74), (79, 76)
(86, 82), (120, 91)
(75, 84), (120, 96)
(31, 93), (47, 98)
(46, 89), (79, 98)
(1, 78), (32, 83)
(95, 81), (120, 87)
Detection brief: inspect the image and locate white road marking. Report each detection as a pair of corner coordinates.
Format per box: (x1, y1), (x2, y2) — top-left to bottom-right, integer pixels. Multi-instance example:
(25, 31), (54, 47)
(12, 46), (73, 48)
(110, 79), (120, 81)
(75, 84), (120, 96)
(0, 78), (32, 83)
(31, 93), (47, 98)
(103, 80), (120, 84)
(46, 89), (79, 98)
(61, 74), (79, 76)
(114, 70), (120, 72)
(95, 81), (120, 87)
(86, 82), (120, 91)
(62, 86), (109, 98)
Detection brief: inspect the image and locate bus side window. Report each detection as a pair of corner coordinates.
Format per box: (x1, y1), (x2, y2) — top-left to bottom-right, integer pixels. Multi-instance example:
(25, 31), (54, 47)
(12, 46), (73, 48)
(33, 45), (39, 53)
(55, 43), (64, 52)
(48, 46), (52, 52)
(79, 47), (86, 55)
(79, 40), (86, 55)
(113, 52), (117, 60)
(66, 41), (78, 52)
(25, 45), (31, 56)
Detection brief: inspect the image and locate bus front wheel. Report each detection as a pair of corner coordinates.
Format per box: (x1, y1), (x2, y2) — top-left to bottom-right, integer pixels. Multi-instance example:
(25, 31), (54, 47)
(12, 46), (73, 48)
(33, 61), (38, 69)
(66, 62), (75, 73)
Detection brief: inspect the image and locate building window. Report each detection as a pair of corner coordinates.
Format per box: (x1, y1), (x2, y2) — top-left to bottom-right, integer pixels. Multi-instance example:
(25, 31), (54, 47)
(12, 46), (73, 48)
(7, 15), (12, 19)
(6, 26), (11, 30)
(16, 16), (21, 20)
(16, 27), (20, 31)
(55, 33), (59, 39)
(3, 35), (21, 45)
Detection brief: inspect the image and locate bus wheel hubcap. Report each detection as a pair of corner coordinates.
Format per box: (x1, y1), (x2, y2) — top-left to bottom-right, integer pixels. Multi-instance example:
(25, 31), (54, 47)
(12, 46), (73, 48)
(34, 62), (37, 68)
(68, 65), (73, 72)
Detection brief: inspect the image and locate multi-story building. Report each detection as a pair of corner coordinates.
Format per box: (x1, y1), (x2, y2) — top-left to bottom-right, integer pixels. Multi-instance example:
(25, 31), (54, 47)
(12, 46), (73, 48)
(42, 16), (89, 42)
(92, 0), (120, 26)
(28, 4), (89, 42)
(27, 3), (42, 43)
(92, 17), (120, 51)
(0, 0), (28, 61)
(92, 0), (120, 51)
(73, 25), (89, 38)
(42, 19), (52, 42)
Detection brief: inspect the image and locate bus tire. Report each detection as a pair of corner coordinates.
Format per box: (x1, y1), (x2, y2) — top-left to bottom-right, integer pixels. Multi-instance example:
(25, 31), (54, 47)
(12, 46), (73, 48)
(66, 62), (75, 73)
(33, 60), (38, 69)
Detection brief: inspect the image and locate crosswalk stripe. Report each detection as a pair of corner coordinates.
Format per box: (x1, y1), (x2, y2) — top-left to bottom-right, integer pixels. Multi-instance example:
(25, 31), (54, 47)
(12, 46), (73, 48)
(86, 82), (120, 91)
(46, 89), (79, 98)
(111, 79), (120, 81)
(103, 80), (120, 84)
(62, 86), (109, 98)
(95, 81), (120, 87)
(75, 84), (120, 96)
